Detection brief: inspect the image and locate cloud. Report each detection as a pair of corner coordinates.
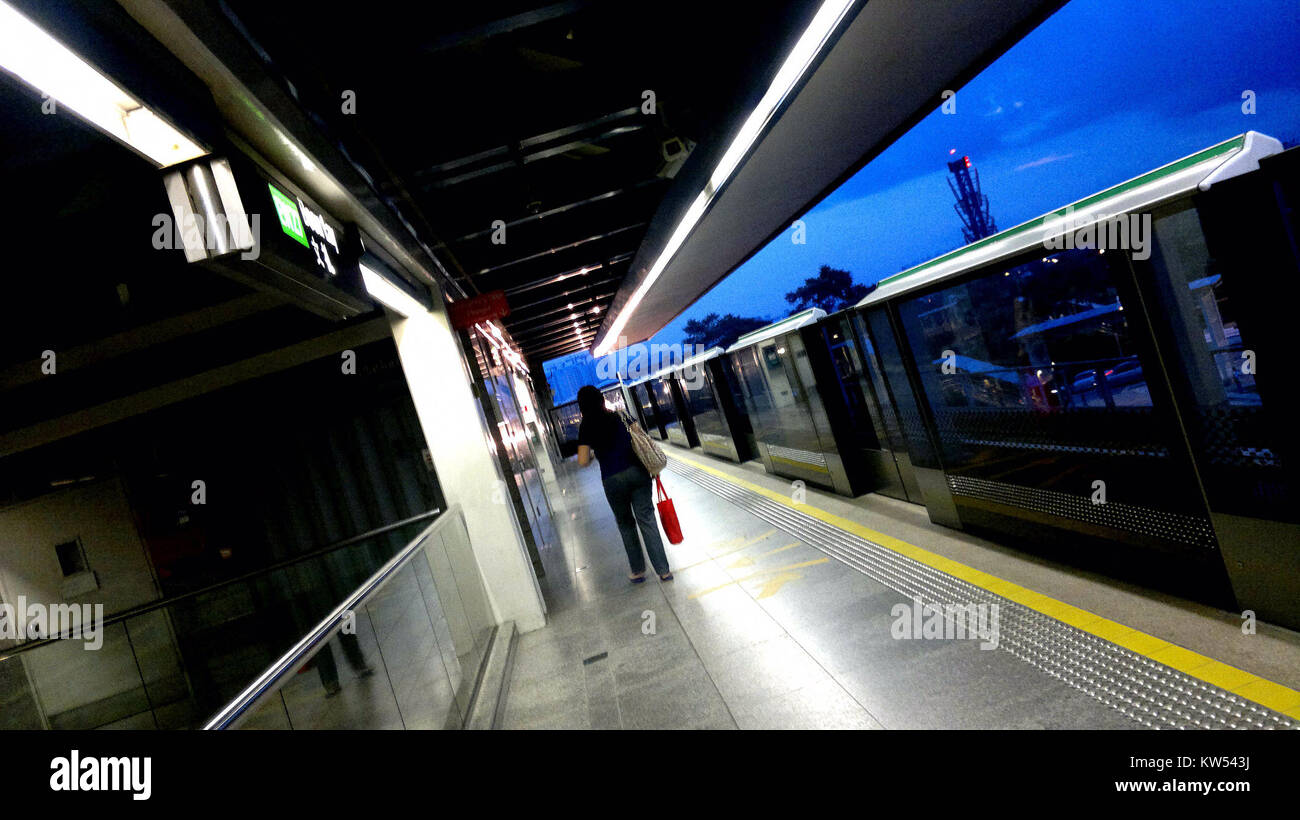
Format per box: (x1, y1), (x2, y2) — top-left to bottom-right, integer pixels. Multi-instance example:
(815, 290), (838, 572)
(1014, 152), (1076, 171)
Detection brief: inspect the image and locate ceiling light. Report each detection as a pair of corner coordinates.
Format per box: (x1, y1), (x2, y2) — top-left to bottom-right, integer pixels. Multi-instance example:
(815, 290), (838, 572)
(0, 1), (207, 167)
(361, 263), (426, 318)
(594, 0), (855, 355)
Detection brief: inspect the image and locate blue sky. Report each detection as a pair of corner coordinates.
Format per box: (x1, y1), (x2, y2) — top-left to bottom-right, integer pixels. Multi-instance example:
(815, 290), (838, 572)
(574, 0), (1300, 377)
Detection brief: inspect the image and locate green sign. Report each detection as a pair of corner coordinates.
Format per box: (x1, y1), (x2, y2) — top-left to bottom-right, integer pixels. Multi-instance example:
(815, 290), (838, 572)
(268, 183), (309, 248)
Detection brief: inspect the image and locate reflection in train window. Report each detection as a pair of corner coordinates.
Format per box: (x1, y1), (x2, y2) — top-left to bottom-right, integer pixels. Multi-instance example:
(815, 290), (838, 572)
(1147, 208), (1259, 408)
(900, 247), (1152, 418)
(823, 318), (883, 451)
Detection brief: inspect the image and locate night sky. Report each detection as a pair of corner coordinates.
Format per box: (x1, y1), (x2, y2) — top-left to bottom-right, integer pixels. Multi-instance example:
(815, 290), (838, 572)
(579, 0), (1300, 376)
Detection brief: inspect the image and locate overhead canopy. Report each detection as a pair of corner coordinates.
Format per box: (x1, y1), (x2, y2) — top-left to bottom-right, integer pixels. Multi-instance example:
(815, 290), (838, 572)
(143, 0), (830, 366)
(596, 0), (1067, 353)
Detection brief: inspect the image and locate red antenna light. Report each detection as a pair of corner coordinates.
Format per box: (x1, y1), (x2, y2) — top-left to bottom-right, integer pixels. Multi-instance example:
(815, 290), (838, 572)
(963, 156), (971, 168)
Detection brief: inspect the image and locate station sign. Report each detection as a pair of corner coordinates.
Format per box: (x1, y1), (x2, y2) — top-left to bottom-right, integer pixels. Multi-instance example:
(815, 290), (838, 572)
(161, 153), (369, 320)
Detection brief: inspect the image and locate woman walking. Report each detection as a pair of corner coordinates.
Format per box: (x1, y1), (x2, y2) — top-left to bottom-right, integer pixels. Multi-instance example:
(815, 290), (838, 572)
(575, 385), (673, 583)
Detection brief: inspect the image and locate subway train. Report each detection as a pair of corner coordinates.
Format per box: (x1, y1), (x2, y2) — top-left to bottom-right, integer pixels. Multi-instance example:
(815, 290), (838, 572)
(559, 132), (1300, 630)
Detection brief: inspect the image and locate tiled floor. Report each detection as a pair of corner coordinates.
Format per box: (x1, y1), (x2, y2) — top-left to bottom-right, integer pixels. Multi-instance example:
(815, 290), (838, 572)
(500, 456), (1134, 730)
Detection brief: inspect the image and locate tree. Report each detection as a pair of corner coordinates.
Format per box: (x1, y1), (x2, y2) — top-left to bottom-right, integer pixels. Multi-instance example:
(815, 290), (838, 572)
(682, 313), (771, 351)
(784, 265), (870, 314)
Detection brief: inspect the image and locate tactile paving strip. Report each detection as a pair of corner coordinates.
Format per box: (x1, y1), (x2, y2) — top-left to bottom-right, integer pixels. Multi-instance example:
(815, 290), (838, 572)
(667, 459), (1297, 730)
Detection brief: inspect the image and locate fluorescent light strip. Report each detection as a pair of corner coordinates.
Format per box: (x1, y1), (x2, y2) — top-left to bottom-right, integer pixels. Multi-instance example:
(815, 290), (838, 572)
(0, 1), (207, 167)
(361, 263), (427, 318)
(594, 0), (855, 356)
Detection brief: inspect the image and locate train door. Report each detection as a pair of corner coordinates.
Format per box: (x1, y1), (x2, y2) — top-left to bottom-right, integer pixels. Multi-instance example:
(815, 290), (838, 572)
(715, 356), (758, 459)
(858, 306), (960, 527)
(634, 383), (666, 440)
(664, 377), (700, 448)
(1134, 149), (1300, 629)
(819, 314), (912, 501)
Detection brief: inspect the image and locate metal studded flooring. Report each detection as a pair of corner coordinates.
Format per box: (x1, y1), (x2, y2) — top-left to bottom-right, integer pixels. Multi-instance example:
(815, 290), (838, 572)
(666, 458), (1296, 730)
(500, 453), (1296, 730)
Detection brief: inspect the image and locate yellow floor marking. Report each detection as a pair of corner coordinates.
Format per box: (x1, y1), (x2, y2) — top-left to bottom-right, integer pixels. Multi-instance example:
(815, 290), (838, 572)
(675, 529), (779, 572)
(688, 557), (830, 600)
(729, 541), (801, 568)
(752, 570), (803, 599)
(665, 449), (1300, 716)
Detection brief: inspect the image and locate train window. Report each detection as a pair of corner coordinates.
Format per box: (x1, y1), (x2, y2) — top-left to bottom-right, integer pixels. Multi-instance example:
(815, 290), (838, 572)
(899, 247), (1152, 417)
(1146, 208), (1258, 408)
(1141, 203), (1292, 522)
(895, 245), (1177, 497)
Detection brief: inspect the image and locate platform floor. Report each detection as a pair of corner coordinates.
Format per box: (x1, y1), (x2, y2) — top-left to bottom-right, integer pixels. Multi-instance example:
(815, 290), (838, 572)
(500, 446), (1300, 730)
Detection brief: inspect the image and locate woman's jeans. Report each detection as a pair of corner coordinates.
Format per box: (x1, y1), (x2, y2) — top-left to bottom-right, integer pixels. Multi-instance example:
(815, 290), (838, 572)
(602, 465), (671, 576)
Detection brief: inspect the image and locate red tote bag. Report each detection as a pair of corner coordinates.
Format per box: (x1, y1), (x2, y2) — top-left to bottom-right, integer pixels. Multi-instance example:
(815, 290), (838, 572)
(654, 476), (684, 544)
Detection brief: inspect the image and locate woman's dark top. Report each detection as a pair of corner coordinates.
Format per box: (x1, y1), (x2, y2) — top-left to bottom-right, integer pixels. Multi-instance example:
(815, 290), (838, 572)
(577, 412), (637, 480)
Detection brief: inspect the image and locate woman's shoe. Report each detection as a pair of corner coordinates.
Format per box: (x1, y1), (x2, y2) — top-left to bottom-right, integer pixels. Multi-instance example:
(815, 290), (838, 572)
(658, 572), (674, 582)
(629, 573), (646, 584)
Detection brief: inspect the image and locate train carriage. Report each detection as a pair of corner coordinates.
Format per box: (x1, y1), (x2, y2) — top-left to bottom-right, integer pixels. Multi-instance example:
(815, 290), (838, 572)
(839, 131), (1299, 625)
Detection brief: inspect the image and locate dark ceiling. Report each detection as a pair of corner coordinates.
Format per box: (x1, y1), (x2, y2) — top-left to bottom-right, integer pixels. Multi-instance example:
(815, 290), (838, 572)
(215, 0), (824, 364)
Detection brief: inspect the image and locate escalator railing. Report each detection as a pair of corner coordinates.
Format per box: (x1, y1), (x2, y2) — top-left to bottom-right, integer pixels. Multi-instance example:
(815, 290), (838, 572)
(204, 504), (494, 730)
(0, 506), (495, 730)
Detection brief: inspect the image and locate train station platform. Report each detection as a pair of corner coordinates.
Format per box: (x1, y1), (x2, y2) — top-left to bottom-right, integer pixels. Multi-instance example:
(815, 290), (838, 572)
(501, 445), (1300, 730)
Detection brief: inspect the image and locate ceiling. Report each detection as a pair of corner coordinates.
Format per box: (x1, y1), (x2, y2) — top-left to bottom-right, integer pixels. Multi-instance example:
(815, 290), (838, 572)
(199, 0), (827, 365)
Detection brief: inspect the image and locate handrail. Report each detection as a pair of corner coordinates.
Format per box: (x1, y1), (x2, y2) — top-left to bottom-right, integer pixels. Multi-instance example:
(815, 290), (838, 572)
(203, 505), (464, 730)
(0, 508), (441, 661)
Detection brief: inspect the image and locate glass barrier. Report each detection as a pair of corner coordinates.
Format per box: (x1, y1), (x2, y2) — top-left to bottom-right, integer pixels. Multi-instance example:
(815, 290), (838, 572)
(0, 512), (481, 730)
(222, 506), (494, 730)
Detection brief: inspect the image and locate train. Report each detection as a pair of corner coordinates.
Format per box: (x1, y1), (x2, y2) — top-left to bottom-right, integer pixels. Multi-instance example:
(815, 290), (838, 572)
(550, 132), (1300, 630)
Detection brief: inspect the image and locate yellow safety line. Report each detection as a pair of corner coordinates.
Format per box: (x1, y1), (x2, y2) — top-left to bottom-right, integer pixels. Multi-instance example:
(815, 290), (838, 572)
(664, 449), (1300, 719)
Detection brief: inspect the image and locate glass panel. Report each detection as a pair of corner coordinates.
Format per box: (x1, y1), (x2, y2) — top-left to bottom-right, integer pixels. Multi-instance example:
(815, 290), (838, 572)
(600, 387), (628, 416)
(270, 607), (405, 730)
(652, 380), (678, 424)
(634, 385), (662, 438)
(1145, 206), (1291, 522)
(653, 379), (681, 437)
(683, 368), (720, 425)
(785, 331), (839, 456)
(728, 337), (831, 456)
(0, 652), (45, 729)
(0, 517), (437, 729)
(822, 318), (883, 451)
(549, 401), (582, 444)
(864, 308), (937, 467)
